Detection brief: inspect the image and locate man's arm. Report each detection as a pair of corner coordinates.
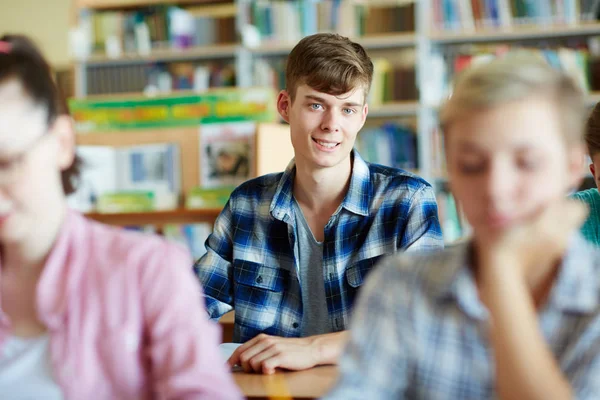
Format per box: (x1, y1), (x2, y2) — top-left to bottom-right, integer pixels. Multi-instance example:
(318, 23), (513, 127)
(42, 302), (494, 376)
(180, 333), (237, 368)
(194, 200), (236, 319)
(477, 199), (589, 400)
(227, 331), (348, 374)
(402, 185), (444, 252)
(143, 242), (243, 399)
(480, 253), (573, 400)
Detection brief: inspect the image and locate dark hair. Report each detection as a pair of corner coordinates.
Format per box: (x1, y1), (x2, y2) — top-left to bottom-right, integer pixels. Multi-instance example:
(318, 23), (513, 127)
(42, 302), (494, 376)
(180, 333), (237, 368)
(586, 102), (600, 157)
(0, 34), (81, 195)
(286, 33), (374, 103)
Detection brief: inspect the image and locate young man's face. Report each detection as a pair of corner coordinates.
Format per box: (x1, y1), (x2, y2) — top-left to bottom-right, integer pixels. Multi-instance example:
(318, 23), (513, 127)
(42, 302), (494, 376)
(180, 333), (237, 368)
(277, 84), (368, 171)
(446, 96), (583, 236)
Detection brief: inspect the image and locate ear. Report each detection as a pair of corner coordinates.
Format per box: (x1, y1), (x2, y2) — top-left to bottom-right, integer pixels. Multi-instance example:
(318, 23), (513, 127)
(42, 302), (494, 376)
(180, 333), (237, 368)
(49, 115), (76, 171)
(590, 163), (596, 178)
(277, 90), (291, 123)
(567, 143), (585, 191)
(359, 103), (368, 129)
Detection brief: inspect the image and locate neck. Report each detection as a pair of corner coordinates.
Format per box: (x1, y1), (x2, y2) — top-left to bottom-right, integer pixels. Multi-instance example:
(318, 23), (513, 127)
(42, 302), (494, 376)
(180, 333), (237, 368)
(293, 155), (352, 213)
(1, 204), (67, 275)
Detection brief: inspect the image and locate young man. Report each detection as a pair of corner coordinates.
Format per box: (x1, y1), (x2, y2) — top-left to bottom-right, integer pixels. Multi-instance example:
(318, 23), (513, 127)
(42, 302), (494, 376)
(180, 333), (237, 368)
(325, 53), (600, 399)
(572, 102), (600, 246)
(194, 33), (443, 374)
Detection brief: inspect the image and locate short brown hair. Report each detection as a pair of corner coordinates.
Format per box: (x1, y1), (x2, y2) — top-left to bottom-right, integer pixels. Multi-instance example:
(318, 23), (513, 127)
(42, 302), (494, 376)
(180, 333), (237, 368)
(585, 103), (600, 157)
(0, 34), (81, 195)
(286, 33), (373, 102)
(440, 51), (586, 146)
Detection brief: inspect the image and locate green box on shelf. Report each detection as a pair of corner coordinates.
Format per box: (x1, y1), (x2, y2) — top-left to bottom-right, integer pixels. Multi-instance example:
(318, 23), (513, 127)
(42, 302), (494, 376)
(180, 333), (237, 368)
(69, 87), (277, 132)
(97, 192), (156, 213)
(186, 187), (234, 209)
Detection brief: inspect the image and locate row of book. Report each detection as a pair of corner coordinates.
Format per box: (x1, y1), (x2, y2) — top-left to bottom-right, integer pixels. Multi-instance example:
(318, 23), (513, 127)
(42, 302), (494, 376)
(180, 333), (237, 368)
(68, 121), (256, 213)
(87, 6), (235, 57)
(436, 189), (471, 243)
(432, 0), (600, 31)
(423, 44), (596, 106)
(242, 0), (414, 44)
(355, 123), (418, 171)
(253, 57), (418, 106)
(86, 61), (236, 95)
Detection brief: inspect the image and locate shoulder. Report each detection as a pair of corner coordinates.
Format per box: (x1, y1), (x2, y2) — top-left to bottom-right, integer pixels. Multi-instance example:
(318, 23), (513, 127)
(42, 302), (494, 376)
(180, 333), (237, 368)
(227, 172), (284, 205)
(360, 244), (465, 310)
(572, 188), (600, 204)
(80, 214), (191, 274)
(367, 162), (434, 198)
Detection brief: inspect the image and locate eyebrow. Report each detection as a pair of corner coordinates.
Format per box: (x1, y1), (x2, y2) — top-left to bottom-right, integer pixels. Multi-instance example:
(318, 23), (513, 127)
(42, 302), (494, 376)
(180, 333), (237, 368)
(303, 94), (362, 108)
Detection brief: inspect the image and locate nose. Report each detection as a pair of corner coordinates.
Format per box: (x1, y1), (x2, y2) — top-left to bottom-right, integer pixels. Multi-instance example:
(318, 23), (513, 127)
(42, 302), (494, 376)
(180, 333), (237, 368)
(483, 159), (515, 206)
(320, 110), (340, 133)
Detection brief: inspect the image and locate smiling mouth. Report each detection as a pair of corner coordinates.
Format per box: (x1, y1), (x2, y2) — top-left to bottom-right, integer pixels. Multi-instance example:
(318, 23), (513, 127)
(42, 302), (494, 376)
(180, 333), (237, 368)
(312, 138), (340, 149)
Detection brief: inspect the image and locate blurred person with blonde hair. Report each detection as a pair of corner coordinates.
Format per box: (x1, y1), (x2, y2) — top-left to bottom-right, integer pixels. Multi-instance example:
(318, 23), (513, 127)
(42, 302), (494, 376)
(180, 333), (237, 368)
(325, 52), (600, 399)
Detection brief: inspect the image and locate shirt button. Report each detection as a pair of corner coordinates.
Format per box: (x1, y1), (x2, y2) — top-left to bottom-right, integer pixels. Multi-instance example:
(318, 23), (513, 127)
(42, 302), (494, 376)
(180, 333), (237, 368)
(292, 322), (299, 329)
(256, 276), (263, 284)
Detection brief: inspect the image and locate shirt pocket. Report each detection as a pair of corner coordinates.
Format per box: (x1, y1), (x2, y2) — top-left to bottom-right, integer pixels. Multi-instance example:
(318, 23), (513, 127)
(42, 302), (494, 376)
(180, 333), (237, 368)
(233, 260), (288, 332)
(345, 255), (384, 306)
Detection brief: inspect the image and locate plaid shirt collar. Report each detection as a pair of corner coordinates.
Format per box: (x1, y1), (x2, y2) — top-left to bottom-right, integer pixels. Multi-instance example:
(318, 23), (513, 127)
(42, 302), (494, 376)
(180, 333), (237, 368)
(269, 150), (372, 223)
(435, 234), (599, 320)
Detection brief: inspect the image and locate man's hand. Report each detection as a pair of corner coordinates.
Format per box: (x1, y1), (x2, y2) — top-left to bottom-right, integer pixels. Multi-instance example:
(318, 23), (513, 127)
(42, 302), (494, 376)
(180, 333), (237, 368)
(227, 334), (318, 374)
(477, 199), (587, 282)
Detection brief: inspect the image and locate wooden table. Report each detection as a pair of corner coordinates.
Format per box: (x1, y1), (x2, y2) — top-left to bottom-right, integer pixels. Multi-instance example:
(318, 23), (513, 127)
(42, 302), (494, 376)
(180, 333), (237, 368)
(233, 365), (338, 400)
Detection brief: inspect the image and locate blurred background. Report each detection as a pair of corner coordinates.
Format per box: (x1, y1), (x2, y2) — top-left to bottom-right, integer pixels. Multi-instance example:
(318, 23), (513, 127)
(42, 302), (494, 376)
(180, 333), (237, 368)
(3, 0), (600, 251)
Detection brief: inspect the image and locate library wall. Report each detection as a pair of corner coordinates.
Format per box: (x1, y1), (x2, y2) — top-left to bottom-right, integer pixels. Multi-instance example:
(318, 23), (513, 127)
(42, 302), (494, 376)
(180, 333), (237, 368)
(0, 0), (72, 68)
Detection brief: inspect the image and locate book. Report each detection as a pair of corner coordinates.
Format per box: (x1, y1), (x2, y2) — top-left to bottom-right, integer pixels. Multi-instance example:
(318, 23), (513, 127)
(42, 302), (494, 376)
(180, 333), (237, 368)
(163, 223), (213, 259)
(68, 143), (181, 212)
(199, 121), (256, 188)
(186, 187), (234, 209)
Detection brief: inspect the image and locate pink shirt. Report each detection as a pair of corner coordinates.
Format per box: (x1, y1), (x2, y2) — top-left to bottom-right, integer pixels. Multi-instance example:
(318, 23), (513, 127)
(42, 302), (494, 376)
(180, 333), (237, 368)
(0, 210), (242, 400)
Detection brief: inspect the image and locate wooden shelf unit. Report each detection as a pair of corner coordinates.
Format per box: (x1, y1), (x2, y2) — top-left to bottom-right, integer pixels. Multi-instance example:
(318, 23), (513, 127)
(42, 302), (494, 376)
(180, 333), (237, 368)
(85, 208), (222, 227)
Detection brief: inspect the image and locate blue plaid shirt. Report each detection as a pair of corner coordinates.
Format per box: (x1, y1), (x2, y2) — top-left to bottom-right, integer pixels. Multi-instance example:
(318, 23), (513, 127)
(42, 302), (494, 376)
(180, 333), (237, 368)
(194, 150), (443, 343)
(325, 235), (600, 399)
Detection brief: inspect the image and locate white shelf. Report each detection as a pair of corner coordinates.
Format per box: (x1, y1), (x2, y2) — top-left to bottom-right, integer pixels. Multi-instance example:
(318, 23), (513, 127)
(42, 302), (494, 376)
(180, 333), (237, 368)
(250, 33), (416, 57)
(80, 44), (239, 66)
(429, 23), (600, 44)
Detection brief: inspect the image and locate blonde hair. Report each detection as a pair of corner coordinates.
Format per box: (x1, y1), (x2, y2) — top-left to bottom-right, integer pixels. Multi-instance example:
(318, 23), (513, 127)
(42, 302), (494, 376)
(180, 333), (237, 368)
(440, 51), (587, 145)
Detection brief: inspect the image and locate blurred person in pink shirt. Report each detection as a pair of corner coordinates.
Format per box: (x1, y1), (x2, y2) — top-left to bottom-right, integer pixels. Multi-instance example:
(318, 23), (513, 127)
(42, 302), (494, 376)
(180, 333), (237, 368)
(0, 34), (242, 400)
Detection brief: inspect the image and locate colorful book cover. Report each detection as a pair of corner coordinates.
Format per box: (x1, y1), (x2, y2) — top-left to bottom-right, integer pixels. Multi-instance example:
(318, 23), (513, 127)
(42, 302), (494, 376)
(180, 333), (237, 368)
(199, 121), (256, 188)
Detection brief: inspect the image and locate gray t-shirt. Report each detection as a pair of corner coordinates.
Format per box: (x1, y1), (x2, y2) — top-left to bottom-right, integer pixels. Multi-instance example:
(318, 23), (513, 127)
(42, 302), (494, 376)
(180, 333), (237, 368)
(292, 198), (332, 337)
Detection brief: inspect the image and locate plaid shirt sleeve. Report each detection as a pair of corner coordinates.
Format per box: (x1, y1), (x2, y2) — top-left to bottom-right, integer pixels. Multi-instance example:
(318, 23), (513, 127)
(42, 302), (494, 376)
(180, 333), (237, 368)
(193, 199), (236, 320)
(324, 259), (414, 399)
(402, 184), (444, 252)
